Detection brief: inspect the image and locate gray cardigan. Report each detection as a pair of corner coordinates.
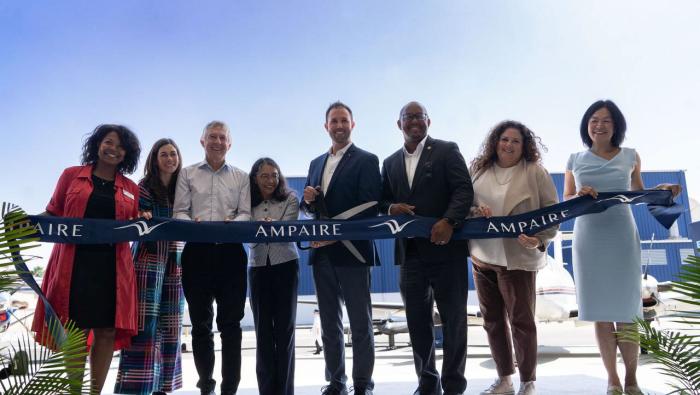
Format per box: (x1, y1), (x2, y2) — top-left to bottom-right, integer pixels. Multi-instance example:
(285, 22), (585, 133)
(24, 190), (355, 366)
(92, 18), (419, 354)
(248, 193), (300, 267)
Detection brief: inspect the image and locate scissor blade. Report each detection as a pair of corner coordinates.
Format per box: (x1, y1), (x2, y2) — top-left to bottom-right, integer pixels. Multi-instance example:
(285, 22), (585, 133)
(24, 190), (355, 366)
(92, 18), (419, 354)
(333, 201), (378, 220)
(341, 240), (367, 264)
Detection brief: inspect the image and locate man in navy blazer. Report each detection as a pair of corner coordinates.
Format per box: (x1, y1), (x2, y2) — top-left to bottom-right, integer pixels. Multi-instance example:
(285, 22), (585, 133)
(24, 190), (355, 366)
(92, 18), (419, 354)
(380, 101), (473, 395)
(302, 101), (381, 395)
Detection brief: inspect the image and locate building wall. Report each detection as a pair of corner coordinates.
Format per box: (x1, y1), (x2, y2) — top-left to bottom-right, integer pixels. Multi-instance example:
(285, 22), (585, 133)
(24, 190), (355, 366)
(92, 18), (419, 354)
(286, 171), (693, 295)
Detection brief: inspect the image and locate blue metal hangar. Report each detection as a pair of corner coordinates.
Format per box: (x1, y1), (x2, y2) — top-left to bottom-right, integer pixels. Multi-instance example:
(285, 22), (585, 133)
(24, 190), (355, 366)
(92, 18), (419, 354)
(285, 170), (694, 295)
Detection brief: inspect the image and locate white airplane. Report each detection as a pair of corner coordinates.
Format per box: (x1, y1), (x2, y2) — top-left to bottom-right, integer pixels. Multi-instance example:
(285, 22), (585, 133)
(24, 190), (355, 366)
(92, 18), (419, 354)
(0, 288), (33, 335)
(0, 292), (14, 333)
(298, 254), (577, 349)
(300, 251), (683, 350)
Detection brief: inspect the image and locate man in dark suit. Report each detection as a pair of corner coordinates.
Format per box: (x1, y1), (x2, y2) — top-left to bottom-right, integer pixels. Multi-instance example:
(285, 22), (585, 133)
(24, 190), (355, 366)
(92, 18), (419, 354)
(380, 101), (473, 395)
(302, 101), (381, 395)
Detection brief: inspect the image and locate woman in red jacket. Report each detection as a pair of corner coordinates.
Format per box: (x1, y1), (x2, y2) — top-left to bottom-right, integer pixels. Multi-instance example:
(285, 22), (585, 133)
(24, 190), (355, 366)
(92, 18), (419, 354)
(32, 124), (141, 394)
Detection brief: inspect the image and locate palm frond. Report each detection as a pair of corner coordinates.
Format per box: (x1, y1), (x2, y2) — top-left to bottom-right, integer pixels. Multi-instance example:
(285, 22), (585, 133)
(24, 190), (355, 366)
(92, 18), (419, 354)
(625, 320), (700, 394)
(0, 203), (90, 394)
(0, 206), (37, 296)
(0, 207), (40, 274)
(623, 250), (700, 394)
(0, 320), (89, 394)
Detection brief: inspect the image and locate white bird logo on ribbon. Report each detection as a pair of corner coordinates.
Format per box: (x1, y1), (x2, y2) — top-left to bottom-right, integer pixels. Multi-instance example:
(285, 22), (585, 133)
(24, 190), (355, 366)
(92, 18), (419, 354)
(596, 193), (648, 204)
(114, 220), (170, 236)
(369, 219), (417, 235)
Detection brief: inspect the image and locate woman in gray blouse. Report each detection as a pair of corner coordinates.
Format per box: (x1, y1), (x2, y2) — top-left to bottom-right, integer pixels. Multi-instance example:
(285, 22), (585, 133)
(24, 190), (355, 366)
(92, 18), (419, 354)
(248, 157), (300, 395)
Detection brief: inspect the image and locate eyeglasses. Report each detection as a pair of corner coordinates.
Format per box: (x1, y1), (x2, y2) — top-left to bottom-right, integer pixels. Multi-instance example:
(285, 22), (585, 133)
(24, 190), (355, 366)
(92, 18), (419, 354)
(401, 113), (429, 121)
(258, 173), (279, 181)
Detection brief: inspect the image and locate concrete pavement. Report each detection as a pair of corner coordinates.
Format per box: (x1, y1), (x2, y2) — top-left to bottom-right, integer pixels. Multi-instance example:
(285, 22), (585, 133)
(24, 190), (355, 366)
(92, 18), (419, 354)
(102, 320), (680, 394)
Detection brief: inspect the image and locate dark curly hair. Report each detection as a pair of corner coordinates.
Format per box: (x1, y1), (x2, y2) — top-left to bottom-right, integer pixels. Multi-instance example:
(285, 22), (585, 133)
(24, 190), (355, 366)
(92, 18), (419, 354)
(142, 138), (182, 204)
(81, 124), (141, 174)
(470, 120), (547, 174)
(579, 100), (627, 148)
(250, 157), (293, 207)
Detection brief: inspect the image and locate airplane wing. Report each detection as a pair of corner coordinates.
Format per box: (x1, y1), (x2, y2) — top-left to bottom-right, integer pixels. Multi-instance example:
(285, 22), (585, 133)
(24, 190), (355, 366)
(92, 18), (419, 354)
(299, 298), (407, 318)
(297, 298), (319, 306)
(300, 298), (481, 323)
(657, 281), (673, 293)
(369, 301), (405, 316)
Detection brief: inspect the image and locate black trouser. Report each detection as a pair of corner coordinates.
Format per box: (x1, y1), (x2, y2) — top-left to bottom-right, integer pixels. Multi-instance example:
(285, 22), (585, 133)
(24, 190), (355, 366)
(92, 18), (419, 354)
(400, 243), (469, 395)
(249, 259), (299, 395)
(181, 242), (247, 395)
(312, 252), (375, 391)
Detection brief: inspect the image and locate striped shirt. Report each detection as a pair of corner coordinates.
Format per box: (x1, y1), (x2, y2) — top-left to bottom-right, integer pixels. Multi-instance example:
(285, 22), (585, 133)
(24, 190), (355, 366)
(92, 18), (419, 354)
(173, 160), (251, 222)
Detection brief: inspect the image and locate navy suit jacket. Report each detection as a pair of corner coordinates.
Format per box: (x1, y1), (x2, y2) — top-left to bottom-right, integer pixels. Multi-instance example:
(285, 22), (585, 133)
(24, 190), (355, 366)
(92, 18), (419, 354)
(380, 136), (474, 265)
(302, 144), (382, 266)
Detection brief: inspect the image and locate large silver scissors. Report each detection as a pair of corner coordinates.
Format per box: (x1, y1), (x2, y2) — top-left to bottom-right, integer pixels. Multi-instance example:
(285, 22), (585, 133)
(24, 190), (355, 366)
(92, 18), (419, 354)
(306, 190), (377, 264)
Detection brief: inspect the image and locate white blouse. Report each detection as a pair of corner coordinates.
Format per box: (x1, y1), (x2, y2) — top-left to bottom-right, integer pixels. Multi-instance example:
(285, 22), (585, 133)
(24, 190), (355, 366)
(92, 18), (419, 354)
(468, 164), (517, 267)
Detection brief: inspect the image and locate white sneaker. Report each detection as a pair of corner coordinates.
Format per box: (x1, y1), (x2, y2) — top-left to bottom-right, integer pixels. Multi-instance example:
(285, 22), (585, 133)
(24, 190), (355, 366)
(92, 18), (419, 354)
(606, 385), (623, 395)
(624, 385), (644, 395)
(517, 381), (535, 395)
(480, 378), (515, 395)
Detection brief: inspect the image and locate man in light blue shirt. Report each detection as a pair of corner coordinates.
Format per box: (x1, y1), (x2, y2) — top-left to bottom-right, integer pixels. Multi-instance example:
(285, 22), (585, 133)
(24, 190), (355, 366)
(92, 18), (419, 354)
(173, 120), (250, 395)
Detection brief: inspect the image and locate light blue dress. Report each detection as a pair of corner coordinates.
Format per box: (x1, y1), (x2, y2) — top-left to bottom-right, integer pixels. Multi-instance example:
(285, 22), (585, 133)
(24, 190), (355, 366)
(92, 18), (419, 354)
(567, 147), (642, 322)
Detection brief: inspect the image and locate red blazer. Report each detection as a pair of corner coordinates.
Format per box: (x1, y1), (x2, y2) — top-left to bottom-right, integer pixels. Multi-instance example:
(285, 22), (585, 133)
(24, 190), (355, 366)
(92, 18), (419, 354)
(32, 165), (140, 350)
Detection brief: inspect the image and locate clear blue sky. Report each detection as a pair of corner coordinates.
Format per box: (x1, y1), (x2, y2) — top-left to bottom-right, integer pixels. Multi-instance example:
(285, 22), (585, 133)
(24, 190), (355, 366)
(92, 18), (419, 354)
(2, 0), (699, 217)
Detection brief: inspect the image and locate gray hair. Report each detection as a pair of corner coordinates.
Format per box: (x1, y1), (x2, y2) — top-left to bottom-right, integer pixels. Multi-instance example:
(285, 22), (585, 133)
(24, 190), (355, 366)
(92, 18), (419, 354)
(200, 120), (231, 142)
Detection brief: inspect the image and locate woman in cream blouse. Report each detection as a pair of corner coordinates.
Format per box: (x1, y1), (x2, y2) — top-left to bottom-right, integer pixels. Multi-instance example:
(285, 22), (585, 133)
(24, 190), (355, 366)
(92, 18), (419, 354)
(469, 121), (559, 395)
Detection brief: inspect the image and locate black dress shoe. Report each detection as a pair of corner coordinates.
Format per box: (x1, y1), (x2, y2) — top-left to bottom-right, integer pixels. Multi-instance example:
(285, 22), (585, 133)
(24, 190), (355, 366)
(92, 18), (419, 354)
(413, 389), (443, 395)
(352, 387), (373, 395)
(321, 385), (348, 395)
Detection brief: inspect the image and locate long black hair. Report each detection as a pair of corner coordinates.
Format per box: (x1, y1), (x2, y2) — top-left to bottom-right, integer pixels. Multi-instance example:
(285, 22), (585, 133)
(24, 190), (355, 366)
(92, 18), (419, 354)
(142, 138), (182, 204)
(249, 157), (292, 207)
(81, 124), (141, 174)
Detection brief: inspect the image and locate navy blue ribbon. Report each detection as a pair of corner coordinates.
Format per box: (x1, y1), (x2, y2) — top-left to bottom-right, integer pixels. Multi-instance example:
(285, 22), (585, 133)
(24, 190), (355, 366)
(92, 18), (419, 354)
(8, 189), (682, 348)
(12, 251), (67, 346)
(25, 190), (680, 244)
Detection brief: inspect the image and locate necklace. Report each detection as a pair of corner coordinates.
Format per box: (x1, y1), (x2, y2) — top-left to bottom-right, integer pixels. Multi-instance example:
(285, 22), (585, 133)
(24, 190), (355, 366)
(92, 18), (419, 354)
(93, 175), (113, 187)
(492, 165), (514, 186)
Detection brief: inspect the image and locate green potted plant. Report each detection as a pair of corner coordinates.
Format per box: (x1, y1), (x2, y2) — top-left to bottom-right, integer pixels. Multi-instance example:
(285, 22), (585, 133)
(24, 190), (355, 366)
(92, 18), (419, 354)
(623, 251), (700, 394)
(0, 203), (89, 394)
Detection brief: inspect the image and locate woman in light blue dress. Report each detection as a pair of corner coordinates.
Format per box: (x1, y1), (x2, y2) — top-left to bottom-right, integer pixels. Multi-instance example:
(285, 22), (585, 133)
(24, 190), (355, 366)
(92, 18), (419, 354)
(564, 100), (679, 395)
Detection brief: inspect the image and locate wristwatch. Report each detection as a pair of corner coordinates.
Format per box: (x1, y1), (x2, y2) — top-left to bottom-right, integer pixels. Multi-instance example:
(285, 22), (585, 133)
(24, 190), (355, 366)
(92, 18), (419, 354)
(443, 217), (459, 228)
